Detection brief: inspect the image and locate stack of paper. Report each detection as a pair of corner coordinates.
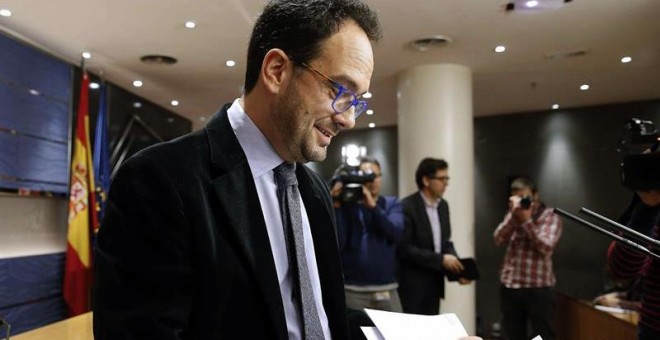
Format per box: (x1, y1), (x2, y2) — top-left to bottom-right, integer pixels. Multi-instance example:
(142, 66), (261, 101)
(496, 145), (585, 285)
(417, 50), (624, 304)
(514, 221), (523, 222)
(362, 308), (469, 340)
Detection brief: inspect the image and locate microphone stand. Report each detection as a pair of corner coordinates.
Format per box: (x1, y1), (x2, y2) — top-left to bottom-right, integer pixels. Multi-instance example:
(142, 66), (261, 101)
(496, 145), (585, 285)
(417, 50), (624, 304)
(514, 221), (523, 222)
(554, 207), (660, 260)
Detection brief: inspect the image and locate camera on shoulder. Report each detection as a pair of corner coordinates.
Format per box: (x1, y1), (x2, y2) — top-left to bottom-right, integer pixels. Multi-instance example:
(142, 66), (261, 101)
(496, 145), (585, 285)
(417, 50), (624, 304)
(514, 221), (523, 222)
(331, 164), (376, 204)
(620, 118), (660, 191)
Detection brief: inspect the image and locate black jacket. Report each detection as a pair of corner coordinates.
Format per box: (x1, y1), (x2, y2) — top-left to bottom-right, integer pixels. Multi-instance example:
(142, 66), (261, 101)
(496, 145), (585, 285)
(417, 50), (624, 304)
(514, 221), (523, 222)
(93, 105), (348, 339)
(396, 192), (457, 315)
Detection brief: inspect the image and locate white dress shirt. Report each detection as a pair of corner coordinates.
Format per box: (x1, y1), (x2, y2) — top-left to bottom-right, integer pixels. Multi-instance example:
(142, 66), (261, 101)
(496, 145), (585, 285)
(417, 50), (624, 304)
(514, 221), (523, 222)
(420, 192), (442, 254)
(227, 99), (331, 340)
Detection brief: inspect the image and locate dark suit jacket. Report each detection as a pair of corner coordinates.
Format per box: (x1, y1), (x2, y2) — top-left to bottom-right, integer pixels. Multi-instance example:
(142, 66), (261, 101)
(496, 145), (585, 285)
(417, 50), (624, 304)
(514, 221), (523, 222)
(396, 192), (457, 315)
(93, 104), (349, 339)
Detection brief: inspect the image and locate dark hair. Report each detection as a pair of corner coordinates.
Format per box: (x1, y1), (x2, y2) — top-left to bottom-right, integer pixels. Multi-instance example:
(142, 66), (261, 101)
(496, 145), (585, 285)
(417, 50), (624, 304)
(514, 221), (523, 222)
(244, 0), (382, 94)
(415, 158), (448, 190)
(509, 175), (537, 194)
(359, 155), (380, 169)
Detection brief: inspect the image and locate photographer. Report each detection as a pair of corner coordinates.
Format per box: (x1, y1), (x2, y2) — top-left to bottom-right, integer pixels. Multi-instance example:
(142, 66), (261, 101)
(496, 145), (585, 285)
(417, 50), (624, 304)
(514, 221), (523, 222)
(493, 176), (562, 340)
(608, 189), (660, 340)
(331, 156), (404, 312)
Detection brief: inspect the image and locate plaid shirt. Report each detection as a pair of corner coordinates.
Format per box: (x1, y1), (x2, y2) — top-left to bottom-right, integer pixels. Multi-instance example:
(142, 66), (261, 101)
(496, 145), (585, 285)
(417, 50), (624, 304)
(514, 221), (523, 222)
(493, 206), (562, 288)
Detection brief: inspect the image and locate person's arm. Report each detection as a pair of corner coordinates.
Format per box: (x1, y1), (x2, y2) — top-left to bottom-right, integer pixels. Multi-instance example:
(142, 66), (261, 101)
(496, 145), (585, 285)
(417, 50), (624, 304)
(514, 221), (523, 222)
(364, 196), (404, 244)
(93, 155), (192, 340)
(493, 212), (517, 246)
(517, 209), (562, 257)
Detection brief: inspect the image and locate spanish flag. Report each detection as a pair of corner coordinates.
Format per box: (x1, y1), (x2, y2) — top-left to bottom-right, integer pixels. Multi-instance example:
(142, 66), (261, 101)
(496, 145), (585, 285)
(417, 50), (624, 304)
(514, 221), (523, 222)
(63, 72), (97, 316)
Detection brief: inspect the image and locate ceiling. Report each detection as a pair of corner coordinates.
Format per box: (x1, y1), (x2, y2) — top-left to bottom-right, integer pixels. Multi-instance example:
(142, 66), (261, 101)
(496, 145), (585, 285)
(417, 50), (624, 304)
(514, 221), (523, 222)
(1, 0), (659, 130)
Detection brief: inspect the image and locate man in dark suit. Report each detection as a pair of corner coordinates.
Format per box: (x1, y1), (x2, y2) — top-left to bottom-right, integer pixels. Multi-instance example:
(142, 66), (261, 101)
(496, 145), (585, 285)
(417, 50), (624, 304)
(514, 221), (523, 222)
(92, 1), (381, 339)
(397, 158), (471, 315)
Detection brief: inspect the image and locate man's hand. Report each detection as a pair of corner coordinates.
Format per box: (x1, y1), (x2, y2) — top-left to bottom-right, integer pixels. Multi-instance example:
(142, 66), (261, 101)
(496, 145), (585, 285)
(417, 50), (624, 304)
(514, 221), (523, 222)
(509, 195), (532, 224)
(458, 278), (472, 285)
(442, 254), (464, 273)
(362, 185), (377, 209)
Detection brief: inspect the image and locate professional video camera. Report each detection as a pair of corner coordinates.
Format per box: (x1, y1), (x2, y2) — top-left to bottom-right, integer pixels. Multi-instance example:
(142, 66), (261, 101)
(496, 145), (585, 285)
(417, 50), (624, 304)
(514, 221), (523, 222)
(331, 163), (376, 204)
(620, 118), (660, 191)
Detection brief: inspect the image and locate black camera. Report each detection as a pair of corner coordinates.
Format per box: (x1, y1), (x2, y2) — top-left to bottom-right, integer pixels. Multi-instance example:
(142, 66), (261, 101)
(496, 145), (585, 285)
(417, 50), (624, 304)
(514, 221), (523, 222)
(331, 164), (376, 204)
(519, 196), (532, 209)
(620, 118), (660, 191)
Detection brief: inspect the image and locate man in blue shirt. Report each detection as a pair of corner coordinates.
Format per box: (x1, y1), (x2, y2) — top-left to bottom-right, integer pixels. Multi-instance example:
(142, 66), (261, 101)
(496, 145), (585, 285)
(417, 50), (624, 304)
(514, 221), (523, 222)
(331, 156), (404, 312)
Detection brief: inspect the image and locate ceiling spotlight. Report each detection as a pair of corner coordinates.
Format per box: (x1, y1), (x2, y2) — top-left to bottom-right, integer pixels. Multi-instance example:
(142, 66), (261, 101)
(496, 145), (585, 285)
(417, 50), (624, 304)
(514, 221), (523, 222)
(89, 82), (100, 89)
(82, 52), (92, 59)
(225, 60), (236, 67)
(0, 9), (12, 17)
(167, 117), (175, 123)
(200, 117), (207, 122)
(579, 84), (590, 91)
(133, 80), (143, 88)
(133, 102), (142, 108)
(366, 109), (374, 115)
(171, 100), (179, 106)
(184, 21), (196, 29)
(621, 56), (632, 64)
(506, 0), (571, 11)
(368, 123), (376, 128)
(494, 45), (507, 53)
(28, 89), (40, 96)
(551, 104), (559, 110)
(363, 92), (373, 99)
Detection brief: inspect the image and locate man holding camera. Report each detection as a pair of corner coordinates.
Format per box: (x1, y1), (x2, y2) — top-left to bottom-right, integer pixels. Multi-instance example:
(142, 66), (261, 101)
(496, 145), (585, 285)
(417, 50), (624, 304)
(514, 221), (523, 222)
(493, 176), (562, 340)
(331, 156), (404, 312)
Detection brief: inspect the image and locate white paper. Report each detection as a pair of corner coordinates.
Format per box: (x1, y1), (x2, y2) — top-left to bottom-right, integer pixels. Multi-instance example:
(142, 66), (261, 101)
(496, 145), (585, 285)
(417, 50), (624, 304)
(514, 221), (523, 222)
(361, 326), (385, 340)
(364, 308), (469, 340)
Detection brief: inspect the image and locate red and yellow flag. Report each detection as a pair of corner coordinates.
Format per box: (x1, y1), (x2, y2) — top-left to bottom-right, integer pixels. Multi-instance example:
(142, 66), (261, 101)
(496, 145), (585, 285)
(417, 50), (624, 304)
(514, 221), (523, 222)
(63, 72), (97, 316)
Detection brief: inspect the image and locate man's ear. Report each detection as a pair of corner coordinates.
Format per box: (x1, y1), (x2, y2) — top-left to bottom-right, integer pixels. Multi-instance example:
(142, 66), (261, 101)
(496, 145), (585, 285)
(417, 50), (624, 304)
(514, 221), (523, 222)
(422, 177), (429, 188)
(260, 49), (292, 94)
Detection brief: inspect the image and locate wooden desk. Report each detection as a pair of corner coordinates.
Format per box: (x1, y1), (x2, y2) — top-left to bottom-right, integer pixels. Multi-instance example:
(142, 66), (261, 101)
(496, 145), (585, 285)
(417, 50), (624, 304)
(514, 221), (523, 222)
(12, 312), (92, 340)
(555, 293), (637, 340)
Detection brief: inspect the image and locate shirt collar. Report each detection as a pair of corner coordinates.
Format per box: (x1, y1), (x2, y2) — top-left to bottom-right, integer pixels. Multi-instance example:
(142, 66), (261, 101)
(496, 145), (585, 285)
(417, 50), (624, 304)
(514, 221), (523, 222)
(227, 98), (284, 177)
(419, 191), (441, 208)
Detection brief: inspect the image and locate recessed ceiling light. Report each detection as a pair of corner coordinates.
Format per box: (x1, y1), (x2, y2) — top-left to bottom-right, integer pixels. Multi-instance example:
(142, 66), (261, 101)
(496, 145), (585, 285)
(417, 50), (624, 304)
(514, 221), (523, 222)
(226, 60), (236, 67)
(82, 52), (92, 59)
(368, 123), (376, 128)
(366, 109), (374, 115)
(28, 89), (40, 96)
(526, 0), (539, 8)
(167, 117), (175, 123)
(200, 117), (207, 122)
(363, 92), (373, 99)
(579, 84), (590, 91)
(133, 102), (142, 108)
(133, 80), (143, 88)
(551, 104), (559, 110)
(494, 45), (506, 53)
(89, 82), (100, 89)
(621, 56), (632, 63)
(184, 21), (196, 29)
(0, 9), (12, 17)
(171, 100), (179, 106)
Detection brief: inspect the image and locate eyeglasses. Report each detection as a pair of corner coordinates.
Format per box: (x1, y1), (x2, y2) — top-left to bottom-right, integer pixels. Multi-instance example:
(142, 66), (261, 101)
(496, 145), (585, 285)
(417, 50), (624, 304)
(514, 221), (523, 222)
(290, 57), (368, 118)
(428, 176), (450, 182)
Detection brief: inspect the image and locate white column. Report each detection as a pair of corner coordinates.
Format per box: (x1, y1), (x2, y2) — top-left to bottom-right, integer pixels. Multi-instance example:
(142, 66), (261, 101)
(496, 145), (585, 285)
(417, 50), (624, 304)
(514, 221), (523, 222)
(397, 64), (476, 333)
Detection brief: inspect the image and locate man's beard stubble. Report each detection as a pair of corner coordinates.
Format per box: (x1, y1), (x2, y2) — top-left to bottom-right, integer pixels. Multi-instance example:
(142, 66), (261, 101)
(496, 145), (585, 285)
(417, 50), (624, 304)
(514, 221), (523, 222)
(273, 82), (328, 163)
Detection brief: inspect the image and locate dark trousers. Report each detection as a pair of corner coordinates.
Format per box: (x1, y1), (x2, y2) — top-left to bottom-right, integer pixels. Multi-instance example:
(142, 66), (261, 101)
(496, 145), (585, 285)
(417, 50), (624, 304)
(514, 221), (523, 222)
(500, 285), (555, 340)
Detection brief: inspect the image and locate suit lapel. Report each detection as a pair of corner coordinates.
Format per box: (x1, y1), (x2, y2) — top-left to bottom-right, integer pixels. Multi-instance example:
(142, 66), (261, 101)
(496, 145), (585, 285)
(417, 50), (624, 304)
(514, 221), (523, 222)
(206, 107), (287, 339)
(413, 194), (435, 250)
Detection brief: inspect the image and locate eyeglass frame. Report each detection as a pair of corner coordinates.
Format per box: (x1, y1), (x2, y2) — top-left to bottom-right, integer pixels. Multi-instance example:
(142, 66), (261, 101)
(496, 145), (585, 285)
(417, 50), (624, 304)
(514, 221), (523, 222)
(288, 56), (368, 118)
(427, 176), (450, 182)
